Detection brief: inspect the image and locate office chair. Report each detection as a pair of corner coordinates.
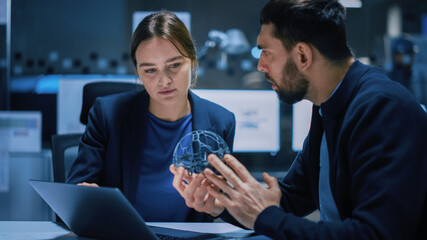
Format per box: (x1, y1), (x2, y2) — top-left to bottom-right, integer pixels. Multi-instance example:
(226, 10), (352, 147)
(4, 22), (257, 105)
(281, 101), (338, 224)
(80, 81), (140, 125)
(50, 133), (81, 223)
(51, 81), (139, 182)
(50, 133), (82, 183)
(50, 81), (140, 222)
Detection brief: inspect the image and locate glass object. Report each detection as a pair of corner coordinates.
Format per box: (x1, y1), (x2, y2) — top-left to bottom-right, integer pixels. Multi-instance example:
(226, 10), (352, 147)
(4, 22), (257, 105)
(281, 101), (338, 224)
(173, 130), (230, 174)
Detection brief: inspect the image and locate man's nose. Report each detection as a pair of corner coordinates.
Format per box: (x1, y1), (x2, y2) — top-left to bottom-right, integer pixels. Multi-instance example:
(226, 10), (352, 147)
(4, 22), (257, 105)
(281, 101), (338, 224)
(257, 59), (267, 72)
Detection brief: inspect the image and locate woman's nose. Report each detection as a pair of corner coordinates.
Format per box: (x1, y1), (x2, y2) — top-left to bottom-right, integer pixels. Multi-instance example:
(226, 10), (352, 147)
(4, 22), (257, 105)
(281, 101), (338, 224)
(158, 72), (172, 86)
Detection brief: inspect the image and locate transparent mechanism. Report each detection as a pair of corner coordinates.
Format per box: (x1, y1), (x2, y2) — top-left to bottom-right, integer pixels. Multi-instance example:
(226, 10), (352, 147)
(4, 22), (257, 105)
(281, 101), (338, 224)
(173, 130), (230, 174)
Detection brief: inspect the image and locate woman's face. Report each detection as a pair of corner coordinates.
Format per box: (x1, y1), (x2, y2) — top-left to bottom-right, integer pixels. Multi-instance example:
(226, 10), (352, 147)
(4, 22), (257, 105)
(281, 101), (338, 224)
(135, 37), (192, 106)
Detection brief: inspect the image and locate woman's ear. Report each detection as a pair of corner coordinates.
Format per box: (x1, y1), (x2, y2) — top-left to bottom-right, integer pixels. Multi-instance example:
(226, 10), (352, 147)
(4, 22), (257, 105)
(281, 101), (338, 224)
(292, 42), (312, 71)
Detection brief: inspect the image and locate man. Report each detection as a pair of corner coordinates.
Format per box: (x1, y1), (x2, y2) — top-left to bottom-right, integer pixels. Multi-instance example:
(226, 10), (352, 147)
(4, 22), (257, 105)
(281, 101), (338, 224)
(171, 0), (427, 239)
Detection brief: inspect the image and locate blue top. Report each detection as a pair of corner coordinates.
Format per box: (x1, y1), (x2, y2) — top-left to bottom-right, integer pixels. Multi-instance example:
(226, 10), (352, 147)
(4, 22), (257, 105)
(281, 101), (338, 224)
(134, 112), (192, 222)
(319, 132), (340, 222)
(319, 82), (342, 222)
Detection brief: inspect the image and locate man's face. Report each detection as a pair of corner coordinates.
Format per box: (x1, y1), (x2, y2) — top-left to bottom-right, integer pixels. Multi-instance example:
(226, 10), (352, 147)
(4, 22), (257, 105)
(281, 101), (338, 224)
(257, 23), (308, 104)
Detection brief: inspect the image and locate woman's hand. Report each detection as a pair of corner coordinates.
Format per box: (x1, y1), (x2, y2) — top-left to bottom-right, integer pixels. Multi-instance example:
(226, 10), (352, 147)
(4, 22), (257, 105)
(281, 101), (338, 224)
(170, 164), (225, 217)
(77, 182), (99, 187)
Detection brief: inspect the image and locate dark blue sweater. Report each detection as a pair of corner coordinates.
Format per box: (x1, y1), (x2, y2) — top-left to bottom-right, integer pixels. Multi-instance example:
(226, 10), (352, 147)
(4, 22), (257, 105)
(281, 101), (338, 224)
(252, 60), (427, 239)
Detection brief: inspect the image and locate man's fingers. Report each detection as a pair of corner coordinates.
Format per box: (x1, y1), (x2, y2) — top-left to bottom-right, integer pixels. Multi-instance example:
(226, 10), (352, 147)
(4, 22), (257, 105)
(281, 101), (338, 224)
(262, 172), (279, 190)
(208, 154), (243, 190)
(206, 184), (233, 206)
(204, 168), (235, 197)
(223, 154), (254, 183)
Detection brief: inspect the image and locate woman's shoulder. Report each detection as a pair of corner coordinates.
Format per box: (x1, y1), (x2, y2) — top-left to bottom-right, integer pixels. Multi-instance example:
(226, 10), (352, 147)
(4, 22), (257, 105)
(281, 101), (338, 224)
(94, 90), (147, 116)
(99, 90), (143, 104)
(97, 90), (144, 106)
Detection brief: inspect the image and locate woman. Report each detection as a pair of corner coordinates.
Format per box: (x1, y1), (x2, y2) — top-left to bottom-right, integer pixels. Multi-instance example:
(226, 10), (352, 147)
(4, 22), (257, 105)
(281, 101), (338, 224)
(66, 11), (236, 222)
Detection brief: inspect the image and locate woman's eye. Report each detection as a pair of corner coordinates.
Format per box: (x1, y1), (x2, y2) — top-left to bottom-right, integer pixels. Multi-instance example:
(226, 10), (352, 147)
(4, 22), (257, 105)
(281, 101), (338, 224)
(169, 63), (181, 69)
(144, 68), (156, 73)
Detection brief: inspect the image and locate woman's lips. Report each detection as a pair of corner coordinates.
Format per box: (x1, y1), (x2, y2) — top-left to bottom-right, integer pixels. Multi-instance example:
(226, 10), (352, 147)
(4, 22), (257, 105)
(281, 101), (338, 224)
(159, 89), (175, 95)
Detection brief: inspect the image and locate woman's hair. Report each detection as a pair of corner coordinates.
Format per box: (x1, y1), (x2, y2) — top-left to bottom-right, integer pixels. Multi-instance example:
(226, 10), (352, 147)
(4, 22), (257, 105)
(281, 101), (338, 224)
(260, 0), (352, 65)
(130, 11), (198, 86)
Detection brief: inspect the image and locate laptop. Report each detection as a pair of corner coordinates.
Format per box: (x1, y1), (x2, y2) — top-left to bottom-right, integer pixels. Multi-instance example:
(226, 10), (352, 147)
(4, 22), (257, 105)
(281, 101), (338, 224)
(28, 180), (232, 240)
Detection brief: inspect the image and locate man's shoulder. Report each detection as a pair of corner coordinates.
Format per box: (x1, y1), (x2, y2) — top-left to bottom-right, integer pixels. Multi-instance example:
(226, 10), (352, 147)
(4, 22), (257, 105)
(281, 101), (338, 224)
(353, 66), (414, 106)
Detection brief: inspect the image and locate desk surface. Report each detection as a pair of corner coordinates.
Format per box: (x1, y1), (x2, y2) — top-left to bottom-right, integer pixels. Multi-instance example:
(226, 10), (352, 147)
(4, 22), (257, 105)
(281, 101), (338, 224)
(0, 221), (269, 239)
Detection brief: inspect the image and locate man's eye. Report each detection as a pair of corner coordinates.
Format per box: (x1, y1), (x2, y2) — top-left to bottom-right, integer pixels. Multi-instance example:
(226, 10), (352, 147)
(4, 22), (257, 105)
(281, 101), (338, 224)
(144, 68), (156, 73)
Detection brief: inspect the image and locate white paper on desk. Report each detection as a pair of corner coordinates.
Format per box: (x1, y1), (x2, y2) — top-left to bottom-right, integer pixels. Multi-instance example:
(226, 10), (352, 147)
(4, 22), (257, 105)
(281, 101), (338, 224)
(147, 222), (249, 234)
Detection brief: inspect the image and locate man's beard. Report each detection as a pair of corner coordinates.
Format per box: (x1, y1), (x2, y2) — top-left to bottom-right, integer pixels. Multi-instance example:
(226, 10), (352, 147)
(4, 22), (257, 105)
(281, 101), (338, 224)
(267, 57), (308, 105)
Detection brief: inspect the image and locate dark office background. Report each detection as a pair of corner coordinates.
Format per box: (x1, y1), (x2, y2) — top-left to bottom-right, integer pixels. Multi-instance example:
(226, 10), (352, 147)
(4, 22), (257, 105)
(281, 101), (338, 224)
(2, 0), (427, 173)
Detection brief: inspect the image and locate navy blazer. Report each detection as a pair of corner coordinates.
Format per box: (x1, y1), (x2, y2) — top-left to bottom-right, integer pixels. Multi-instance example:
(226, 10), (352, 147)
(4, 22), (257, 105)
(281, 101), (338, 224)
(66, 90), (236, 222)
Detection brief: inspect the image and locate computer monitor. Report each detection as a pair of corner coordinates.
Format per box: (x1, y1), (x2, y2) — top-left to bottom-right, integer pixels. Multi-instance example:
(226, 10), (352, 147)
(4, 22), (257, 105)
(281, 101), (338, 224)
(0, 111), (42, 153)
(292, 99), (313, 152)
(193, 89), (280, 153)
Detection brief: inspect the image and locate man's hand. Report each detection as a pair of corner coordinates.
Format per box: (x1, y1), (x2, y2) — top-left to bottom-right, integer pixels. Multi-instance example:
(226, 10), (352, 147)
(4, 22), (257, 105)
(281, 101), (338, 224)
(170, 164), (225, 217)
(204, 154), (281, 229)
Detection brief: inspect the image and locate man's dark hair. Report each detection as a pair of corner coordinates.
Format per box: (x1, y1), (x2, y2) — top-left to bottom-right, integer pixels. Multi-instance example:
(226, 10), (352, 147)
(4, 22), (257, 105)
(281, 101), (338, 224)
(260, 0), (353, 64)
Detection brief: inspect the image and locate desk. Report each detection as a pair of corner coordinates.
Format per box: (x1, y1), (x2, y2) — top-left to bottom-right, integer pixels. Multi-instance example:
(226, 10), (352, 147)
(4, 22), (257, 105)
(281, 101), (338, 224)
(0, 221), (271, 239)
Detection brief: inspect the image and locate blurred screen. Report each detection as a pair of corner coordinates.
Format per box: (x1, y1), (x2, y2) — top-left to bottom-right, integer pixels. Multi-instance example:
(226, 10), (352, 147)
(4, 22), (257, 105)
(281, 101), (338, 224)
(292, 100), (312, 151)
(193, 89), (280, 153)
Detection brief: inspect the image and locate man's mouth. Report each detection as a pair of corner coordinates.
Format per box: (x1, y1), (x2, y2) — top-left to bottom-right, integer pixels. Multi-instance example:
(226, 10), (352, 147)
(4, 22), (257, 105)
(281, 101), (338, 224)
(265, 74), (277, 89)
